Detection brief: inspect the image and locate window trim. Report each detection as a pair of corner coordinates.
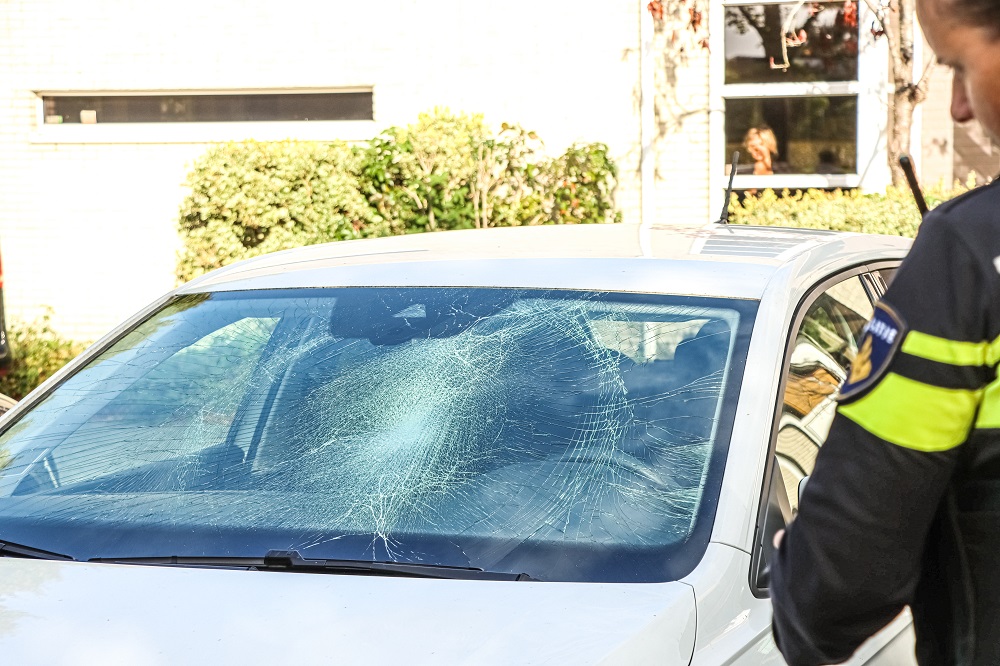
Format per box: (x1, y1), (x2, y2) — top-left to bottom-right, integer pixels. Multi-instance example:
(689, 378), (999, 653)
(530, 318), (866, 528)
(709, 0), (891, 210)
(865, 260), (902, 294)
(722, 82), (860, 98)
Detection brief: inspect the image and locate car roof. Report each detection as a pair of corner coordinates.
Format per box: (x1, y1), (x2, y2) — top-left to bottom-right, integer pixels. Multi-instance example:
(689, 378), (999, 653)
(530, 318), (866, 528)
(180, 223), (912, 300)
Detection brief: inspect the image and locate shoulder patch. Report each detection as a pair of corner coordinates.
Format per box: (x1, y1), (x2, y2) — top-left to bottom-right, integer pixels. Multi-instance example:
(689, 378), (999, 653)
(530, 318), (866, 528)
(837, 302), (907, 403)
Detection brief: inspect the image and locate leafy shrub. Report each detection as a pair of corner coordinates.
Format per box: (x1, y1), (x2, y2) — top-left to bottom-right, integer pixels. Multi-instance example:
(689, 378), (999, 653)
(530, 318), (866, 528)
(540, 142), (623, 225)
(468, 122), (546, 228)
(358, 110), (487, 233)
(177, 141), (384, 282)
(0, 313), (85, 401)
(178, 109), (623, 281)
(727, 179), (976, 237)
(358, 109), (621, 232)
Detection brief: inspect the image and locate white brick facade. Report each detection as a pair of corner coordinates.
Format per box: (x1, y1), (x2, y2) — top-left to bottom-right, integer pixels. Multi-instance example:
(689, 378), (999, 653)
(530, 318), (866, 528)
(10, 2), (975, 342)
(1, 0), (682, 341)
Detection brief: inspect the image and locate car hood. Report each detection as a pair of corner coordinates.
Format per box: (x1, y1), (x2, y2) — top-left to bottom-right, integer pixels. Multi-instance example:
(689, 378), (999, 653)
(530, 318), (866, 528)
(0, 558), (696, 665)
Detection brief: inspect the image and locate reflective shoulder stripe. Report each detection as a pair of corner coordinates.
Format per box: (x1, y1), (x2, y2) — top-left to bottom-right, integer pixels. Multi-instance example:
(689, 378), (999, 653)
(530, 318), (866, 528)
(975, 378), (1000, 429)
(839, 372), (980, 452)
(901, 331), (990, 367)
(990, 334), (1000, 367)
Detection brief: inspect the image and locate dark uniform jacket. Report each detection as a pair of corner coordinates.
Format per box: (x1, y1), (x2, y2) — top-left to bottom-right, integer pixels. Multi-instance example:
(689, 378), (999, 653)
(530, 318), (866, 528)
(770, 180), (1000, 665)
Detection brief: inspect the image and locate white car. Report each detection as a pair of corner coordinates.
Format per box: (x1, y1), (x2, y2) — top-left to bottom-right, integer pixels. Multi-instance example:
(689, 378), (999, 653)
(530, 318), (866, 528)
(0, 223), (916, 665)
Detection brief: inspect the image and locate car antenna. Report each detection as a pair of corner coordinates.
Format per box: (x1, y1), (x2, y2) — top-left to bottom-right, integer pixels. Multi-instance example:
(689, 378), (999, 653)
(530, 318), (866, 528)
(899, 154), (929, 217)
(717, 152), (739, 224)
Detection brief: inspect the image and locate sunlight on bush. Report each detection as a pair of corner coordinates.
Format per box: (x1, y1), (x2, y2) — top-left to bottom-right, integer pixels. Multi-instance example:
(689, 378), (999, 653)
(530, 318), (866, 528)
(177, 109), (621, 282)
(727, 178), (977, 237)
(177, 141), (382, 283)
(0, 313), (85, 401)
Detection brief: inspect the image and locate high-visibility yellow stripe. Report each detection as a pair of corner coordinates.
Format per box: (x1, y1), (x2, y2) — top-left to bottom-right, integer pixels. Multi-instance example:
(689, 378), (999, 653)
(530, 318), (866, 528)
(901, 331), (989, 367)
(975, 378), (1000, 429)
(839, 372), (980, 451)
(989, 334), (1000, 366)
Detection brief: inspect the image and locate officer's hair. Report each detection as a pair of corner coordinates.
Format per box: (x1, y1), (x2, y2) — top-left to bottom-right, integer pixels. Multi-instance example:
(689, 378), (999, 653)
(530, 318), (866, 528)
(950, 0), (1000, 37)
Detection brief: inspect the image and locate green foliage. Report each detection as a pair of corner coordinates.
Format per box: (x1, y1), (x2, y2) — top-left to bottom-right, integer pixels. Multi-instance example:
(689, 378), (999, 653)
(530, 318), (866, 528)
(359, 110), (488, 233)
(541, 143), (623, 225)
(0, 313), (85, 401)
(468, 122), (546, 228)
(177, 141), (384, 282)
(727, 178), (977, 237)
(179, 109), (622, 281)
(358, 109), (621, 231)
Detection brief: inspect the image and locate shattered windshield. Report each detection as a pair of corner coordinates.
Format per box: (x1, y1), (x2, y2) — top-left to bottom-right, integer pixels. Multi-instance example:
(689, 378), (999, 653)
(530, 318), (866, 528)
(0, 288), (754, 582)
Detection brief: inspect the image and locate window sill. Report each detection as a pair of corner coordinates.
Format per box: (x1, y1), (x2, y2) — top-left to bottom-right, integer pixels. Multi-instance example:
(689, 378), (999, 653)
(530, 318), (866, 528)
(730, 174), (861, 190)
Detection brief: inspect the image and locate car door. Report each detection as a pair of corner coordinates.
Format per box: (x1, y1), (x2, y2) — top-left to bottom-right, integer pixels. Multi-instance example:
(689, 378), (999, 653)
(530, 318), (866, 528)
(752, 264), (916, 664)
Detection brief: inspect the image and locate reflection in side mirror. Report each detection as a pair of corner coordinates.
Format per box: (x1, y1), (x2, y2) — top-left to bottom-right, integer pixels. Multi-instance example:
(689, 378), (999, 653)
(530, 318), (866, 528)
(798, 475), (810, 506)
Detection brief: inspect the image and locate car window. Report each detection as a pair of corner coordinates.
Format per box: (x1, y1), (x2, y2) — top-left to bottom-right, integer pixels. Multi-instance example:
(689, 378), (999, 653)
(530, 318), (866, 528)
(777, 275), (874, 512)
(44, 315), (280, 488)
(0, 288), (757, 583)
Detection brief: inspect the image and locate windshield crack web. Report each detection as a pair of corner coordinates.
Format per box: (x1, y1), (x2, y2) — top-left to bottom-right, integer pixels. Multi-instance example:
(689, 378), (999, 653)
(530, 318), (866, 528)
(0, 291), (736, 580)
(255, 297), (731, 565)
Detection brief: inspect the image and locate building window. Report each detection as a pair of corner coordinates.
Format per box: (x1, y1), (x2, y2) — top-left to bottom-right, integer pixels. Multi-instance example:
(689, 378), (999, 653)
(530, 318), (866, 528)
(42, 91), (373, 124)
(725, 95), (857, 174)
(715, 0), (883, 190)
(724, 2), (858, 85)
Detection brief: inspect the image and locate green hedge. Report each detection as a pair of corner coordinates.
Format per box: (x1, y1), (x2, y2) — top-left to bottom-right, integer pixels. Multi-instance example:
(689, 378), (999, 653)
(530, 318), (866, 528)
(0, 314), (85, 401)
(177, 141), (384, 283)
(178, 109), (621, 282)
(727, 179), (976, 237)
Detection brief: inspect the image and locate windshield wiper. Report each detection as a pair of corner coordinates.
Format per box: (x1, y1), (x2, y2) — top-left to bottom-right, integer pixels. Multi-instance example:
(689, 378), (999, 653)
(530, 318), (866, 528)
(89, 549), (536, 581)
(0, 539), (76, 561)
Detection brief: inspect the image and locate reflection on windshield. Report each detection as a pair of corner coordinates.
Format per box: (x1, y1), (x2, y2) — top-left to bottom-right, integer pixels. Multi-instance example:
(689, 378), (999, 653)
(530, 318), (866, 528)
(0, 288), (753, 582)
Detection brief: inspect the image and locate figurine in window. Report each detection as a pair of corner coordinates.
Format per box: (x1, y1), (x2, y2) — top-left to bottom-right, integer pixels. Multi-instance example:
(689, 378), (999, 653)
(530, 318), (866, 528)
(744, 127), (778, 175)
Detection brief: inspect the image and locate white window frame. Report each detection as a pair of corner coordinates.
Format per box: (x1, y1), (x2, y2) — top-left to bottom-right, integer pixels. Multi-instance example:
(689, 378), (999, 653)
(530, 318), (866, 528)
(709, 0), (890, 203)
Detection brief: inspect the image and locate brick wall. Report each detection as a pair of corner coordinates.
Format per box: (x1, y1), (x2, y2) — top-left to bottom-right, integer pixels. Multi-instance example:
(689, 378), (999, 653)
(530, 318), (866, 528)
(1, 0), (666, 341)
(918, 26), (999, 187)
(919, 63), (955, 187)
(953, 124), (1000, 185)
(652, 39), (712, 225)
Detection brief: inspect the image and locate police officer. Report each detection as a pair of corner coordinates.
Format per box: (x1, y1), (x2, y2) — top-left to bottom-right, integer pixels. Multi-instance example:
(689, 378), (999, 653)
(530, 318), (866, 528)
(769, 0), (1000, 663)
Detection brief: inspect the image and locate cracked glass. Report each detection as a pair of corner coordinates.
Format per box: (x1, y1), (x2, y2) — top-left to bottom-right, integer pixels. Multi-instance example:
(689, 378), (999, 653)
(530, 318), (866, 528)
(0, 288), (755, 582)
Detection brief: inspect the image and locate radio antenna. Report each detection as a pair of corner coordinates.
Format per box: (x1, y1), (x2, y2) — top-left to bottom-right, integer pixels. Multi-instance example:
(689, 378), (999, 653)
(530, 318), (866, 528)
(899, 154), (929, 217)
(718, 152), (739, 224)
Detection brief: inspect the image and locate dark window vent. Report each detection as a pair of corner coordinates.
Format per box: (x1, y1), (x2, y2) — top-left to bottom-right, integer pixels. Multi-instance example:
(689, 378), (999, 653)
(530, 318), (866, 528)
(43, 91), (373, 124)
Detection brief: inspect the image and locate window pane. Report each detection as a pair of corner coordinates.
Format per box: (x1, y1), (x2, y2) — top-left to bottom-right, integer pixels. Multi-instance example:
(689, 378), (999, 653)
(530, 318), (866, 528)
(0, 288), (757, 583)
(42, 92), (374, 124)
(725, 96), (857, 175)
(725, 1), (859, 84)
(778, 276), (873, 512)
